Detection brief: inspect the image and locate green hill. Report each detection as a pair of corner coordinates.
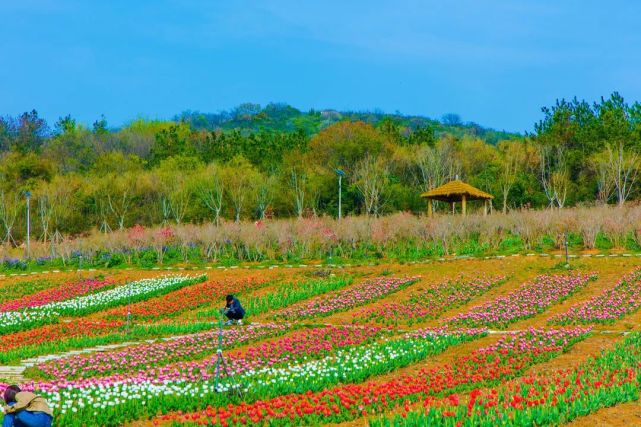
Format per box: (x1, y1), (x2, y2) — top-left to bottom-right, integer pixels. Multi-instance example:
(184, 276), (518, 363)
(174, 102), (520, 145)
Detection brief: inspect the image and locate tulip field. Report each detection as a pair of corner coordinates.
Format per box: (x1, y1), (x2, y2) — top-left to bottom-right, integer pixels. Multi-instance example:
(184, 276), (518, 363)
(0, 256), (640, 426)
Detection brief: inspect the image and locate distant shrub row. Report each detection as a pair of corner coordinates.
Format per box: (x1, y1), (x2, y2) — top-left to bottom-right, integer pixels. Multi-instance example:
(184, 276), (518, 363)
(0, 204), (640, 271)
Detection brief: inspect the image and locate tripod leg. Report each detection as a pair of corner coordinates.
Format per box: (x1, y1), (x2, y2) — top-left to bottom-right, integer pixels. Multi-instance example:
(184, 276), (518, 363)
(213, 351), (223, 392)
(220, 355), (243, 398)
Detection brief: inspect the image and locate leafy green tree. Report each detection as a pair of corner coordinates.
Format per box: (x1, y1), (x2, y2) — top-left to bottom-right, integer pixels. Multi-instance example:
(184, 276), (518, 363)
(308, 121), (388, 175)
(92, 115), (109, 136)
(150, 123), (194, 164)
(44, 121), (97, 173)
(377, 117), (402, 143)
(408, 124), (436, 146)
(2, 110), (50, 154)
(92, 152), (145, 176)
(0, 152), (53, 189)
(55, 115), (77, 134)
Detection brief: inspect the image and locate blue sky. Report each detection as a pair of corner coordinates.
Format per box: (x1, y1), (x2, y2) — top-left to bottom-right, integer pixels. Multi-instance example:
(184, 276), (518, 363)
(1, 0), (640, 132)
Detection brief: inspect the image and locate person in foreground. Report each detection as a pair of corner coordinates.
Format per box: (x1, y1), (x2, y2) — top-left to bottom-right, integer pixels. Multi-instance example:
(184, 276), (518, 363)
(2, 385), (52, 427)
(223, 294), (245, 325)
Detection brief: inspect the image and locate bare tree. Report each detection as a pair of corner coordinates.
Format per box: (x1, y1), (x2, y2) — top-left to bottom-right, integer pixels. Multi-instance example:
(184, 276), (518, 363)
(160, 197), (171, 225)
(222, 156), (258, 222)
(353, 154), (389, 216)
(106, 174), (133, 229)
(95, 195), (112, 234)
(550, 170), (569, 208)
(49, 184), (72, 255)
(289, 167), (307, 218)
(414, 141), (460, 191)
(37, 192), (53, 244)
(169, 188), (191, 224)
(592, 152), (614, 204)
(497, 140), (524, 213)
(539, 145), (568, 208)
(90, 178), (112, 233)
(0, 191), (19, 245)
(308, 174), (324, 217)
(196, 163), (224, 225)
(413, 141), (460, 212)
(161, 173), (192, 224)
(35, 182), (70, 255)
(256, 174), (275, 219)
(607, 142), (639, 206)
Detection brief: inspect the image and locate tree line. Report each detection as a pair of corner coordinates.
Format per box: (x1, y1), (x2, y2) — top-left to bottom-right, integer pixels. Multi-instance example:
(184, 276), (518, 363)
(0, 93), (639, 245)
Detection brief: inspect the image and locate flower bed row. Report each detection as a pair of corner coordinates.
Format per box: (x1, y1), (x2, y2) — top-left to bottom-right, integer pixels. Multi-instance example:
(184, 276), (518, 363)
(102, 276), (267, 320)
(36, 323), (290, 381)
(197, 275), (354, 320)
(0, 278), (65, 304)
(550, 268), (641, 324)
(0, 319), (126, 354)
(446, 273), (596, 328)
(36, 327), (483, 426)
(372, 332), (641, 426)
(0, 278), (115, 311)
(0, 274), (206, 334)
(353, 275), (504, 325)
(0, 321), (234, 365)
(274, 276), (420, 319)
(160, 327), (590, 426)
(36, 324), (384, 383)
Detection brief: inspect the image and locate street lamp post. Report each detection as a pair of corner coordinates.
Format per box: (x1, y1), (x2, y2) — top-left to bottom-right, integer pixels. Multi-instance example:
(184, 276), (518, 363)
(25, 191), (31, 259)
(335, 169), (345, 221)
(565, 228), (569, 267)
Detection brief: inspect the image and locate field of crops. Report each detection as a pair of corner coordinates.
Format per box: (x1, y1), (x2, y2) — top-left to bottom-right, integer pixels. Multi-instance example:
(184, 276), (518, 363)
(0, 256), (640, 426)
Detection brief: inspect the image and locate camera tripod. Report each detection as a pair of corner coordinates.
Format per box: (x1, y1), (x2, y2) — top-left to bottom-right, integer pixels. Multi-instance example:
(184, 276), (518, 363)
(213, 309), (244, 398)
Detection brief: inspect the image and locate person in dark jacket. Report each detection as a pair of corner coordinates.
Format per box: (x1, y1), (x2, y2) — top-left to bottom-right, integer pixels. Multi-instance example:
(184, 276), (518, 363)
(2, 385), (53, 427)
(223, 294), (245, 325)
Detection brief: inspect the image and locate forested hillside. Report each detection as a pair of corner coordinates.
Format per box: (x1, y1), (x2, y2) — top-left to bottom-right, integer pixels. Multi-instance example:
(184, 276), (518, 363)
(0, 93), (639, 242)
(175, 103), (518, 144)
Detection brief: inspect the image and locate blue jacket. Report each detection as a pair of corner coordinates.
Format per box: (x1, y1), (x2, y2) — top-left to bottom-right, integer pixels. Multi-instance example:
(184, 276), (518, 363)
(226, 297), (245, 316)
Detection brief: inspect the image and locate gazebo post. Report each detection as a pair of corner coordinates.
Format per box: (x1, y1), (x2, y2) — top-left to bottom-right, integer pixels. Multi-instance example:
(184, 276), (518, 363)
(462, 195), (467, 216)
(451, 201), (455, 214)
(483, 200), (488, 216)
(427, 199), (433, 218)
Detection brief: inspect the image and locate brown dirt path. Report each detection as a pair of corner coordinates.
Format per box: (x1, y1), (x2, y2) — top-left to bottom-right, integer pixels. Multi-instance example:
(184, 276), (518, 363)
(565, 401), (641, 426)
(525, 333), (624, 376)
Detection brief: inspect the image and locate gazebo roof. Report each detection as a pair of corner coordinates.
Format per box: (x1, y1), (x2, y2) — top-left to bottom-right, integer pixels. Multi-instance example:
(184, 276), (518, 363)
(420, 179), (494, 203)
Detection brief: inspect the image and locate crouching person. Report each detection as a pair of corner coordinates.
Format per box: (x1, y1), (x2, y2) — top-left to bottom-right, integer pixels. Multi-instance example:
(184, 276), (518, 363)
(223, 294), (245, 325)
(2, 385), (52, 427)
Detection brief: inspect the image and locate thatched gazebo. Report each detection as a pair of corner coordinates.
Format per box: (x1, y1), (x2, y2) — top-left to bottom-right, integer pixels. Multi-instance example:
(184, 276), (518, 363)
(421, 179), (493, 217)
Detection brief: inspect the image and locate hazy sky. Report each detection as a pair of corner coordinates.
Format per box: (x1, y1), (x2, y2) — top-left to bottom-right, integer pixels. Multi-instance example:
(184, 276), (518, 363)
(1, 0), (640, 132)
